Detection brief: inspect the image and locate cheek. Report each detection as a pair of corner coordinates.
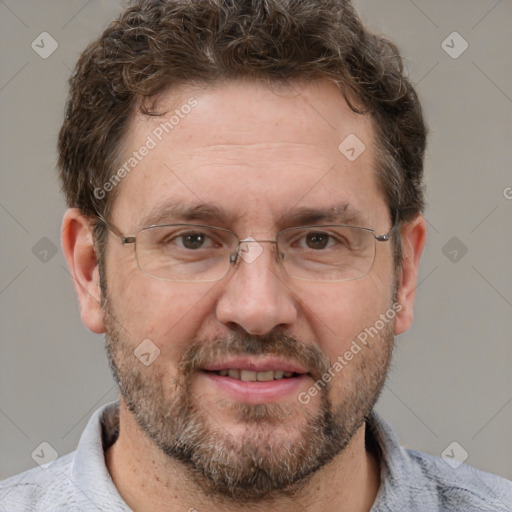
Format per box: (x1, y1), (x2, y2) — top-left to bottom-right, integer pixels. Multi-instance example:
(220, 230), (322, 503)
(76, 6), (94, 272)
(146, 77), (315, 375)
(307, 285), (395, 401)
(299, 278), (394, 357)
(107, 267), (218, 357)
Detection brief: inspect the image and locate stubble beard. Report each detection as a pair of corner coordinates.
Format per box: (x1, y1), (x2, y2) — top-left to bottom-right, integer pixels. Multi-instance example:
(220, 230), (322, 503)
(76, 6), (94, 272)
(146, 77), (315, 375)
(102, 292), (394, 502)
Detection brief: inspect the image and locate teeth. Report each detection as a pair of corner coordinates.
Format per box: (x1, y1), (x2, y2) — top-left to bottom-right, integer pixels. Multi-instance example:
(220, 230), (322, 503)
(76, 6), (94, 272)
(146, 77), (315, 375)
(228, 369), (240, 379)
(216, 369), (298, 381)
(256, 371), (274, 382)
(240, 370), (257, 382)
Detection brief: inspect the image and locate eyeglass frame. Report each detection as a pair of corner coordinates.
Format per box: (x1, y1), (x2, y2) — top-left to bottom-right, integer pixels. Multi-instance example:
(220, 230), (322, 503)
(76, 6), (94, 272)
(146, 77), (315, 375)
(96, 212), (400, 283)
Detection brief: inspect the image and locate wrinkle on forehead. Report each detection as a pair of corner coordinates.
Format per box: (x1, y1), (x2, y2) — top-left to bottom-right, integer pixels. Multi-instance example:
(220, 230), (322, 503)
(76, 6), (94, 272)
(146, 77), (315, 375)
(167, 142), (341, 176)
(174, 141), (321, 151)
(170, 141), (332, 159)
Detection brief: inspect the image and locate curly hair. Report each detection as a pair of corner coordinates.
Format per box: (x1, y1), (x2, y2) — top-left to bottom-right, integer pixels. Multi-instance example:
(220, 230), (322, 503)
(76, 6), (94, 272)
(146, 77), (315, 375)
(58, 0), (427, 268)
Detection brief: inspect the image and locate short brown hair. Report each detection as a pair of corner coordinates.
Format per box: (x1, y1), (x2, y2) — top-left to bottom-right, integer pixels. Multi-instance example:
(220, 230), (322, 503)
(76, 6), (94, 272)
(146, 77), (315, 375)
(58, 0), (427, 267)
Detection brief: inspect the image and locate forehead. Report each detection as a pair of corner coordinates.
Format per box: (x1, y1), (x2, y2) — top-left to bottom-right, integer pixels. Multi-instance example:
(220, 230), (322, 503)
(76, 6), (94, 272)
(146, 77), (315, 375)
(112, 79), (386, 230)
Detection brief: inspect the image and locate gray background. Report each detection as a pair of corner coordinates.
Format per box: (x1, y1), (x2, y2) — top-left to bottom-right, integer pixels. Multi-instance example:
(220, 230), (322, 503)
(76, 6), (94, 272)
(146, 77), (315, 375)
(1, 0), (511, 483)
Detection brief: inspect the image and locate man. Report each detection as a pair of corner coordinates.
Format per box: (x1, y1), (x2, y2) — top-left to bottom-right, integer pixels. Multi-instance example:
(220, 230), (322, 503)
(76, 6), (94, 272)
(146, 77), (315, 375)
(1, 0), (510, 510)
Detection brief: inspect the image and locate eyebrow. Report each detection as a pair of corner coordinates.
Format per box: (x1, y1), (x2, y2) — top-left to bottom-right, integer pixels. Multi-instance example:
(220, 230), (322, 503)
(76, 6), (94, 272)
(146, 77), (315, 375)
(138, 201), (237, 227)
(137, 200), (368, 230)
(277, 203), (368, 228)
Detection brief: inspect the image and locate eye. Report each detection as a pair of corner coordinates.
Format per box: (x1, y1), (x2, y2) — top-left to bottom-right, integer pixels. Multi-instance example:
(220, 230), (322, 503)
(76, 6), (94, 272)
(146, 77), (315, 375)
(179, 232), (209, 250)
(155, 227), (221, 250)
(304, 232), (332, 250)
(295, 231), (342, 251)
(142, 225), (234, 263)
(285, 227), (353, 252)
(168, 230), (224, 250)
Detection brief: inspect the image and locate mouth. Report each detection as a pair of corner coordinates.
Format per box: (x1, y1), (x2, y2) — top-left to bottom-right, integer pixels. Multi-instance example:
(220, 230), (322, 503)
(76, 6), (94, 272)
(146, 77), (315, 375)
(198, 358), (312, 404)
(203, 369), (305, 381)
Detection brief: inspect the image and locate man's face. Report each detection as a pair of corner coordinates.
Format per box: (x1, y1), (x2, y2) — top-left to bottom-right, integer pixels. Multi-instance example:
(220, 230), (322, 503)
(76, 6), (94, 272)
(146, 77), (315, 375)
(101, 80), (398, 500)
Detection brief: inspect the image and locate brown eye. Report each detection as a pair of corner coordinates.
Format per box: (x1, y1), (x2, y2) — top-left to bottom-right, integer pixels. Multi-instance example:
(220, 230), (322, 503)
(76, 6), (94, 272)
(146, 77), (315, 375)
(305, 233), (330, 250)
(181, 233), (207, 249)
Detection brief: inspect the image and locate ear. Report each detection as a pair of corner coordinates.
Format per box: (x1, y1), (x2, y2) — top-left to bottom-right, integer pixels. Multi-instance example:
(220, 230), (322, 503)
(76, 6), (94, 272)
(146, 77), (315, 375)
(61, 208), (105, 334)
(394, 214), (427, 336)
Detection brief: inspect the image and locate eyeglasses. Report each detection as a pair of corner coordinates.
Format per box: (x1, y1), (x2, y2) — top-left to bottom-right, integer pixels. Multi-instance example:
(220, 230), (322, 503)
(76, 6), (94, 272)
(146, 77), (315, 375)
(98, 216), (398, 283)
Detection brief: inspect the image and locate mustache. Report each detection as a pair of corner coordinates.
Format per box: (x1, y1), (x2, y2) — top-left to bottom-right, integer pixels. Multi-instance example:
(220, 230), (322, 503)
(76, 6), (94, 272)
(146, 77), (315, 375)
(177, 330), (331, 382)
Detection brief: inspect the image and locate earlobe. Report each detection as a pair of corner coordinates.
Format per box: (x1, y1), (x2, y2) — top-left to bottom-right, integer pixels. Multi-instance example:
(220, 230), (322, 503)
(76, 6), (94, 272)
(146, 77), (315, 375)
(61, 208), (105, 334)
(394, 214), (427, 336)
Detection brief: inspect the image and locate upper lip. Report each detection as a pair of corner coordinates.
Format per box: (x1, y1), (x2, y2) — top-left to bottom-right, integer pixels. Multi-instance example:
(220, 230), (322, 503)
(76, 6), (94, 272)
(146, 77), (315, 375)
(201, 357), (309, 374)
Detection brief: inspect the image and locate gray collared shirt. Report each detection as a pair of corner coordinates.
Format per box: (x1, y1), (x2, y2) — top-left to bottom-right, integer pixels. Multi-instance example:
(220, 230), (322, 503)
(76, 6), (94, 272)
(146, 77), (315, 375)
(1, 401), (511, 511)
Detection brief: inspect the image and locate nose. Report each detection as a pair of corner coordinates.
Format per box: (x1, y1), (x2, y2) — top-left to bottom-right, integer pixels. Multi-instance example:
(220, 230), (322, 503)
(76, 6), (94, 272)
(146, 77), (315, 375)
(215, 241), (298, 335)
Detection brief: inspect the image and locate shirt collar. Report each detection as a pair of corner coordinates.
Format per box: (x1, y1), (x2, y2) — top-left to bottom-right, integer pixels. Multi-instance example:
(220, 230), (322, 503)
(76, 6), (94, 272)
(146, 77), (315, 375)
(70, 400), (129, 510)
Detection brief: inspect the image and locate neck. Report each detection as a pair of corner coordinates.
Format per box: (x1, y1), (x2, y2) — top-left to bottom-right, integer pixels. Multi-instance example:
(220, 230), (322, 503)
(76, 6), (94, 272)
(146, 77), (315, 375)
(105, 400), (381, 512)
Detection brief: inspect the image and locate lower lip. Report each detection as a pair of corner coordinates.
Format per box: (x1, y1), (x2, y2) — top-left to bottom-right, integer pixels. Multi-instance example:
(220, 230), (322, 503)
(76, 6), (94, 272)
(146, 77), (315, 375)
(199, 371), (311, 404)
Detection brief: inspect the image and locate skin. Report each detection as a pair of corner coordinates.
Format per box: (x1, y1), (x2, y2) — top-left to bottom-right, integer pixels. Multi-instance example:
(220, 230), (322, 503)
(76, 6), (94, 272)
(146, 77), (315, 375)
(62, 79), (426, 512)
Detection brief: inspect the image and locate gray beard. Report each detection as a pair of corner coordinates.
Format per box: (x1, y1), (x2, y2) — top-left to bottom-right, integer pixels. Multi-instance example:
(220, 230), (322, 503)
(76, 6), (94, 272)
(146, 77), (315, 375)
(102, 295), (393, 502)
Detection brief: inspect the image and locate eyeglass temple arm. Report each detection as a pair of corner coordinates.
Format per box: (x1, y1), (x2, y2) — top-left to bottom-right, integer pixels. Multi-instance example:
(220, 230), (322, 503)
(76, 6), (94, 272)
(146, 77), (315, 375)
(375, 211), (400, 242)
(96, 214), (135, 245)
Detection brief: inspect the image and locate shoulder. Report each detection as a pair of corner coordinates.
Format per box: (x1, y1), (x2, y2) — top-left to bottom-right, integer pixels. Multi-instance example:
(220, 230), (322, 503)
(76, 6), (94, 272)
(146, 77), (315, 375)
(0, 402), (128, 512)
(367, 411), (512, 511)
(0, 452), (78, 512)
(405, 448), (512, 511)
